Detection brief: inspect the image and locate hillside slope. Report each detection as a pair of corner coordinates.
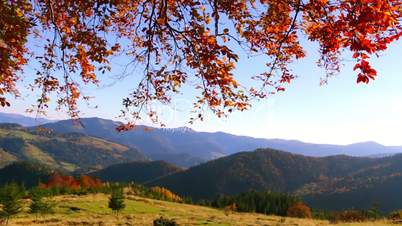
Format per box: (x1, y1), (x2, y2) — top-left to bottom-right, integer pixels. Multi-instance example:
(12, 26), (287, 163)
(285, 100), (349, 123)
(149, 148), (402, 212)
(90, 160), (182, 183)
(0, 161), (55, 187)
(0, 123), (148, 171)
(38, 118), (216, 167)
(9, 193), (383, 226)
(300, 153), (402, 212)
(148, 149), (375, 199)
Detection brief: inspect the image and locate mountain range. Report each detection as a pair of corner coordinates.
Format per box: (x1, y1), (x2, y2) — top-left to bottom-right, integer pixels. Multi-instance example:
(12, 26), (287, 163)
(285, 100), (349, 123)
(2, 112), (402, 212)
(30, 116), (402, 167)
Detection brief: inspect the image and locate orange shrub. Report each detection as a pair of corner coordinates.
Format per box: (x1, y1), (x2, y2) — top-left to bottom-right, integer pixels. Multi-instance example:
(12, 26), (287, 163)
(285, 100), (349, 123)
(80, 175), (102, 189)
(287, 202), (312, 218)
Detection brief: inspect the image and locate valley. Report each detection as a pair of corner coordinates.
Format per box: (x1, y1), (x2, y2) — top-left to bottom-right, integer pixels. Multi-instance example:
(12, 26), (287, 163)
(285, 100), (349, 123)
(2, 113), (402, 223)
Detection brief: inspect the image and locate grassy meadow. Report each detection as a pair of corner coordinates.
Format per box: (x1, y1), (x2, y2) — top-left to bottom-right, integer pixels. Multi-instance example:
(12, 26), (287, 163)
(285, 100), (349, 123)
(5, 194), (397, 226)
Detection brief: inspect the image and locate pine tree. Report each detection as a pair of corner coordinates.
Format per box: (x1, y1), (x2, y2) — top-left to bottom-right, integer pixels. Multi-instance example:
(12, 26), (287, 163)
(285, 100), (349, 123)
(108, 186), (125, 214)
(0, 183), (24, 224)
(29, 187), (54, 215)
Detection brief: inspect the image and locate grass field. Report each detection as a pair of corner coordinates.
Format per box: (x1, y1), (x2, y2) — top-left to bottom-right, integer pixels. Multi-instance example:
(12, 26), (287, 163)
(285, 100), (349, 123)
(6, 194), (397, 226)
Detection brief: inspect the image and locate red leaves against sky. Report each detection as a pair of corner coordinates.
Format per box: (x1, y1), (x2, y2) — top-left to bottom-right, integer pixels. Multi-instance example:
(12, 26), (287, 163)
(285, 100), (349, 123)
(0, 1), (31, 107)
(304, 0), (401, 84)
(0, 0), (401, 128)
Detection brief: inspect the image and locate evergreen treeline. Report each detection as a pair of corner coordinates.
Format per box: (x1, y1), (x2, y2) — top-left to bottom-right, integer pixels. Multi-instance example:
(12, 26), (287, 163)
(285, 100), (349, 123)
(0, 183), (24, 224)
(210, 190), (302, 216)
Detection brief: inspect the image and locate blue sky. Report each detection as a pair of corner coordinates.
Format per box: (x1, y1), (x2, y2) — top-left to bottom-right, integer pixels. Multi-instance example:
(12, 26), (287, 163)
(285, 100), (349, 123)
(3, 36), (402, 146)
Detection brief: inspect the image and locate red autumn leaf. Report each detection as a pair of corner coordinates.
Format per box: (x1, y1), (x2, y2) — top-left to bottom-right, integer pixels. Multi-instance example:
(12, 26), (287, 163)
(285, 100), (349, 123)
(0, 0), (400, 126)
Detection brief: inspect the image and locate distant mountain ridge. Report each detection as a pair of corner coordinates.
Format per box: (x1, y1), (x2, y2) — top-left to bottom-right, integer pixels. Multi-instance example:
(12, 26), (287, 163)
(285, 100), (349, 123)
(36, 116), (402, 167)
(0, 112), (55, 127)
(3, 113), (402, 167)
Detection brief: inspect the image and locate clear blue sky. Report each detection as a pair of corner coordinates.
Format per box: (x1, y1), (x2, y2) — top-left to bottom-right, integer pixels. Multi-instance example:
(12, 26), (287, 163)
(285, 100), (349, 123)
(3, 36), (402, 145)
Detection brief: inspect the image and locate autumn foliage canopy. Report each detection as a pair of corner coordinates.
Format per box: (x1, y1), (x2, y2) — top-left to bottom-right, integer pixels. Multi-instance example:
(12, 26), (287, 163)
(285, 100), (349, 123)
(40, 174), (102, 190)
(1, 0), (401, 128)
(150, 186), (182, 202)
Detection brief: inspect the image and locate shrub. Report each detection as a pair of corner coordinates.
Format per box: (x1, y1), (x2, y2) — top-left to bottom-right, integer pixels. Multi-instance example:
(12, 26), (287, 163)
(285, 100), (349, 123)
(182, 196), (193, 204)
(224, 203), (237, 216)
(287, 202), (312, 218)
(366, 203), (381, 220)
(312, 209), (332, 220)
(331, 209), (368, 223)
(197, 199), (212, 207)
(69, 206), (81, 212)
(153, 216), (178, 226)
(388, 210), (402, 221)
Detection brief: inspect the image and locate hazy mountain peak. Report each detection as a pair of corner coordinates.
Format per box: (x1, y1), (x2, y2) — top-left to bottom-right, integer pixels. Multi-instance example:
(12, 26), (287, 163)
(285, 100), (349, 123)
(0, 112), (55, 127)
(347, 141), (384, 147)
(163, 126), (195, 133)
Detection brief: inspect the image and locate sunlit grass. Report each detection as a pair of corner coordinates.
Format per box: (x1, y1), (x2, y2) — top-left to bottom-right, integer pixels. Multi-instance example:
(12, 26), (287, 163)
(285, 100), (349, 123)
(0, 129), (38, 140)
(7, 194), (396, 226)
(22, 144), (57, 166)
(0, 148), (17, 167)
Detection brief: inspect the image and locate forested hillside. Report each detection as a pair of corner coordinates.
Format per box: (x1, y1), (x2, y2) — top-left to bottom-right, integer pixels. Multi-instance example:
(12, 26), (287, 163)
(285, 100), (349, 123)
(0, 161), (54, 187)
(148, 149), (402, 212)
(90, 161), (182, 183)
(0, 123), (147, 171)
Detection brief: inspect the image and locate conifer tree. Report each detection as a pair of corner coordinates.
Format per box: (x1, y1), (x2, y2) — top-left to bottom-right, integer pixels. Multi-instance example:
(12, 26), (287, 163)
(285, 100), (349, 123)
(29, 187), (54, 215)
(0, 183), (24, 224)
(108, 186), (125, 214)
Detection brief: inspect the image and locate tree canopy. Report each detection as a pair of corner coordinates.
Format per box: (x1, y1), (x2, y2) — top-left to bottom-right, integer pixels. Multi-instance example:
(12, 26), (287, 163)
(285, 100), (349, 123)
(1, 0), (401, 129)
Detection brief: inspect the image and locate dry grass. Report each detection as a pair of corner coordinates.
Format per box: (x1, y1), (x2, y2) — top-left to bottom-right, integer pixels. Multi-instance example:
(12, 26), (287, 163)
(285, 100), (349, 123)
(6, 194), (397, 226)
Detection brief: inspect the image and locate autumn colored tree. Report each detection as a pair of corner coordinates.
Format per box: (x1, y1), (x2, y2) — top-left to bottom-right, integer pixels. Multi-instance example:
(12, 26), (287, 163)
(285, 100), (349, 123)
(224, 203), (237, 216)
(0, 0), (401, 128)
(150, 186), (182, 202)
(286, 202), (312, 218)
(41, 174), (81, 190)
(79, 175), (102, 189)
(41, 174), (102, 190)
